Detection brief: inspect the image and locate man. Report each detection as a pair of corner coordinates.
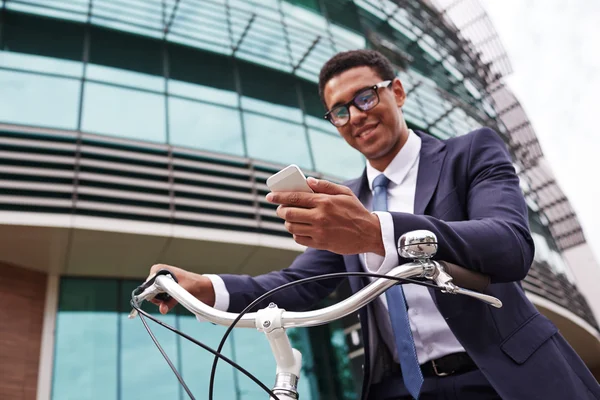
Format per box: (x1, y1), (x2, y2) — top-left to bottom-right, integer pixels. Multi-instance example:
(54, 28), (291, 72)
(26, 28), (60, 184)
(149, 50), (600, 399)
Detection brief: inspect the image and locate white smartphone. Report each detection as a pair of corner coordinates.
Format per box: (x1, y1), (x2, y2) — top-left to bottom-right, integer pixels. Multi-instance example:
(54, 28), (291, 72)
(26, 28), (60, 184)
(266, 164), (313, 193)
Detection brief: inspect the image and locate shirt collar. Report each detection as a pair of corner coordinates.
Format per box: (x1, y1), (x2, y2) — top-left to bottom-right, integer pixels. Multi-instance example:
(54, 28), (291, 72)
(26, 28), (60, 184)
(366, 129), (421, 190)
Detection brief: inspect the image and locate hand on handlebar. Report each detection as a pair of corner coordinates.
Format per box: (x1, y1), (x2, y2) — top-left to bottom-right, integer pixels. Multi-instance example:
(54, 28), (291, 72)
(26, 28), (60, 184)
(147, 264), (216, 314)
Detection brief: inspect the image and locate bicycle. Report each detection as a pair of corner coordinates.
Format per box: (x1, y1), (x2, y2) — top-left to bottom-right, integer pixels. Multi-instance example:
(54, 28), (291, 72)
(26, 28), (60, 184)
(130, 230), (502, 400)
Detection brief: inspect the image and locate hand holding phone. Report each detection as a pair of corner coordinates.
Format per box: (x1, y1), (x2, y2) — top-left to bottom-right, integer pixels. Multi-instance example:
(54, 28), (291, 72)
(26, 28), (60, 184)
(266, 164), (313, 193)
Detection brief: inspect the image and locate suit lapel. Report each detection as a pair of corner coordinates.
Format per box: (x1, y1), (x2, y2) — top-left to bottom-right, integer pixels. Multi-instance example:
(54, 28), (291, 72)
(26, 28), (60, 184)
(413, 131), (447, 215)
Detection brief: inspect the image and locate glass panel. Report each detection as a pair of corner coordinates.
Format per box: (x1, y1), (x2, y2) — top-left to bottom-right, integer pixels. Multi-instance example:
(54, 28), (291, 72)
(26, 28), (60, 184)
(86, 64), (164, 91)
(89, 24), (163, 76)
(120, 282), (181, 399)
(169, 97), (245, 156)
(52, 279), (118, 400)
(178, 316), (237, 399)
(0, 51), (83, 77)
(239, 61), (301, 109)
(235, 10), (291, 72)
(168, 0), (232, 55)
(91, 0), (163, 38)
(169, 80), (238, 106)
(241, 97), (303, 124)
(329, 23), (366, 51)
(309, 128), (365, 179)
(81, 82), (166, 142)
(4, 11), (85, 61)
(6, 2), (87, 23)
(244, 112), (313, 169)
(306, 115), (335, 132)
(168, 43), (236, 92)
(0, 69), (80, 130)
(233, 328), (285, 399)
(285, 0), (322, 13)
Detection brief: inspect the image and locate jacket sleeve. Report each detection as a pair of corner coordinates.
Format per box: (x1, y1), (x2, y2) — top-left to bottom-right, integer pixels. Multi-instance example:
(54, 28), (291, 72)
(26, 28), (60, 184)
(391, 128), (535, 282)
(219, 248), (345, 312)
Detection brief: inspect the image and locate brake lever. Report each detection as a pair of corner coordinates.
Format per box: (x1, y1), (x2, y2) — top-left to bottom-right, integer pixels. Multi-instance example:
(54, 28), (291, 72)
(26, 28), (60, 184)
(441, 284), (503, 308)
(430, 262), (502, 308)
(128, 269), (178, 319)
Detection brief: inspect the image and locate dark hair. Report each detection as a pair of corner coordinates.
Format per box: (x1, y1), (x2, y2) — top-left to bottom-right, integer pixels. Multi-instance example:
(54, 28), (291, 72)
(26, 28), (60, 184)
(318, 49), (396, 108)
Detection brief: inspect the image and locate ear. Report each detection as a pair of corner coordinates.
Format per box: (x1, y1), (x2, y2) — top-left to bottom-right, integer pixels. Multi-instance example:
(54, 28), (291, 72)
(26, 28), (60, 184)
(392, 78), (406, 108)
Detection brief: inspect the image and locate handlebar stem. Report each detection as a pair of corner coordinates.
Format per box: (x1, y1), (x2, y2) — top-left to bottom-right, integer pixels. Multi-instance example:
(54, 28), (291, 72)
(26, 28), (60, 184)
(256, 304), (301, 400)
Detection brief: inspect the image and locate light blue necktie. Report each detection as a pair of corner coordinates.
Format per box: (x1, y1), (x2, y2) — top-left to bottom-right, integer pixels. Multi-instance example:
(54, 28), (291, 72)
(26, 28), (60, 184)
(372, 174), (423, 400)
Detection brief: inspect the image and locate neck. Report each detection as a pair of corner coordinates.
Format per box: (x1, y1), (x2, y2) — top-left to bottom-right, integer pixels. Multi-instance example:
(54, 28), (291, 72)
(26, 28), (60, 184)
(368, 129), (408, 172)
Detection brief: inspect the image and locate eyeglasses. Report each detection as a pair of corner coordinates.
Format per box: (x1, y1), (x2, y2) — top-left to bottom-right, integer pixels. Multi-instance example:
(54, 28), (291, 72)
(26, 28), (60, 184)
(324, 80), (393, 127)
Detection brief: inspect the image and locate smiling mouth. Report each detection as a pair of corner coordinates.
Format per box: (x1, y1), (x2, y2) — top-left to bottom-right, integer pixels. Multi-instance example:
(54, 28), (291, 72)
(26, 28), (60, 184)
(355, 123), (379, 139)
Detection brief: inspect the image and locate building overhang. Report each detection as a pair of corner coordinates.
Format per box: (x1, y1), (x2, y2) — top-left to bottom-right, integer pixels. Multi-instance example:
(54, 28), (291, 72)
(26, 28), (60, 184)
(527, 292), (600, 370)
(0, 212), (304, 279)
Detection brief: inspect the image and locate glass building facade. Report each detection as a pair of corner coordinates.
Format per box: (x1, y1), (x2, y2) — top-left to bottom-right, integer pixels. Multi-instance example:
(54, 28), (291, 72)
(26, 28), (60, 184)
(0, 0), (597, 399)
(52, 277), (355, 400)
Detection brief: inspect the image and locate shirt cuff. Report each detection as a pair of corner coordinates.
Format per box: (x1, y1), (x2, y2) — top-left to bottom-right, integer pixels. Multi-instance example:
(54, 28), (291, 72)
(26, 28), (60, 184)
(196, 274), (230, 323)
(363, 211), (399, 274)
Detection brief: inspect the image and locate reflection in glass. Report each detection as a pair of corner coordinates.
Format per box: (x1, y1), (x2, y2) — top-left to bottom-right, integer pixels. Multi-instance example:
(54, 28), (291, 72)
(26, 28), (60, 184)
(0, 69), (80, 130)
(244, 112), (313, 169)
(309, 128), (365, 179)
(81, 82), (166, 142)
(169, 97), (244, 156)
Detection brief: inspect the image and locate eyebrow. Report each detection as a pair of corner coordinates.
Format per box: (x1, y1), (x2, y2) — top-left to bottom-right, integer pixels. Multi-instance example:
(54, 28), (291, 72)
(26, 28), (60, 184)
(330, 84), (375, 109)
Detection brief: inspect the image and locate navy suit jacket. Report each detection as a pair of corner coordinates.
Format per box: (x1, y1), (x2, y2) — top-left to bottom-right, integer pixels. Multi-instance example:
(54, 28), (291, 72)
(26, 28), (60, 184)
(220, 128), (600, 399)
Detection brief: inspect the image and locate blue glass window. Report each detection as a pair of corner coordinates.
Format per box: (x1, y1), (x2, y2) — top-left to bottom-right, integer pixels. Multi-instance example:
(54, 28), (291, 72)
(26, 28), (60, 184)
(81, 82), (166, 143)
(307, 124), (365, 179)
(0, 69), (80, 130)
(52, 277), (319, 399)
(0, 51), (83, 77)
(52, 279), (119, 400)
(168, 97), (244, 156)
(244, 113), (313, 169)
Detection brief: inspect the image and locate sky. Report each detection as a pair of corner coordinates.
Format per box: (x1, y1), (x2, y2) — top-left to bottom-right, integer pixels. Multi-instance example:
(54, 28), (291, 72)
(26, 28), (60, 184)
(480, 0), (600, 261)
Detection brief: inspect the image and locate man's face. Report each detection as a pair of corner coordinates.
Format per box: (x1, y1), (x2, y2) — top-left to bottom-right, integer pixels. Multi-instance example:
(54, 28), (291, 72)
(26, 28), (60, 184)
(323, 66), (406, 162)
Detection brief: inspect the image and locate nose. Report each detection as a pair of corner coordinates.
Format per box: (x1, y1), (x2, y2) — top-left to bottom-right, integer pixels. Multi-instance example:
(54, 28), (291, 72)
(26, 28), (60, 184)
(349, 104), (368, 126)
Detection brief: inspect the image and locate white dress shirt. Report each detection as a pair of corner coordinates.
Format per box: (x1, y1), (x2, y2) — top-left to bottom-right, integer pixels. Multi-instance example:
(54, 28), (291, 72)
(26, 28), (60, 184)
(362, 129), (464, 364)
(205, 130), (464, 364)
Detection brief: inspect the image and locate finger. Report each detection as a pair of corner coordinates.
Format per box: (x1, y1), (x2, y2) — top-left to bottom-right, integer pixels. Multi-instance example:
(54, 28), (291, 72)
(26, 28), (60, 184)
(307, 178), (352, 196)
(266, 191), (316, 208)
(293, 234), (315, 248)
(277, 205), (314, 222)
(285, 221), (314, 236)
(159, 298), (178, 314)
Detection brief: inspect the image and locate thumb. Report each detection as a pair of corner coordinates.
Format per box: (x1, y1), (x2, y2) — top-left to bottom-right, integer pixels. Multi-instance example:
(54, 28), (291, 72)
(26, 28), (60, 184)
(307, 177), (352, 195)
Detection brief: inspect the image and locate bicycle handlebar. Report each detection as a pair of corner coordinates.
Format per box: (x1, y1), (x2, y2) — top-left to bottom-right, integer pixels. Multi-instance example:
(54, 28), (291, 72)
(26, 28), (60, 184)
(133, 260), (502, 330)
